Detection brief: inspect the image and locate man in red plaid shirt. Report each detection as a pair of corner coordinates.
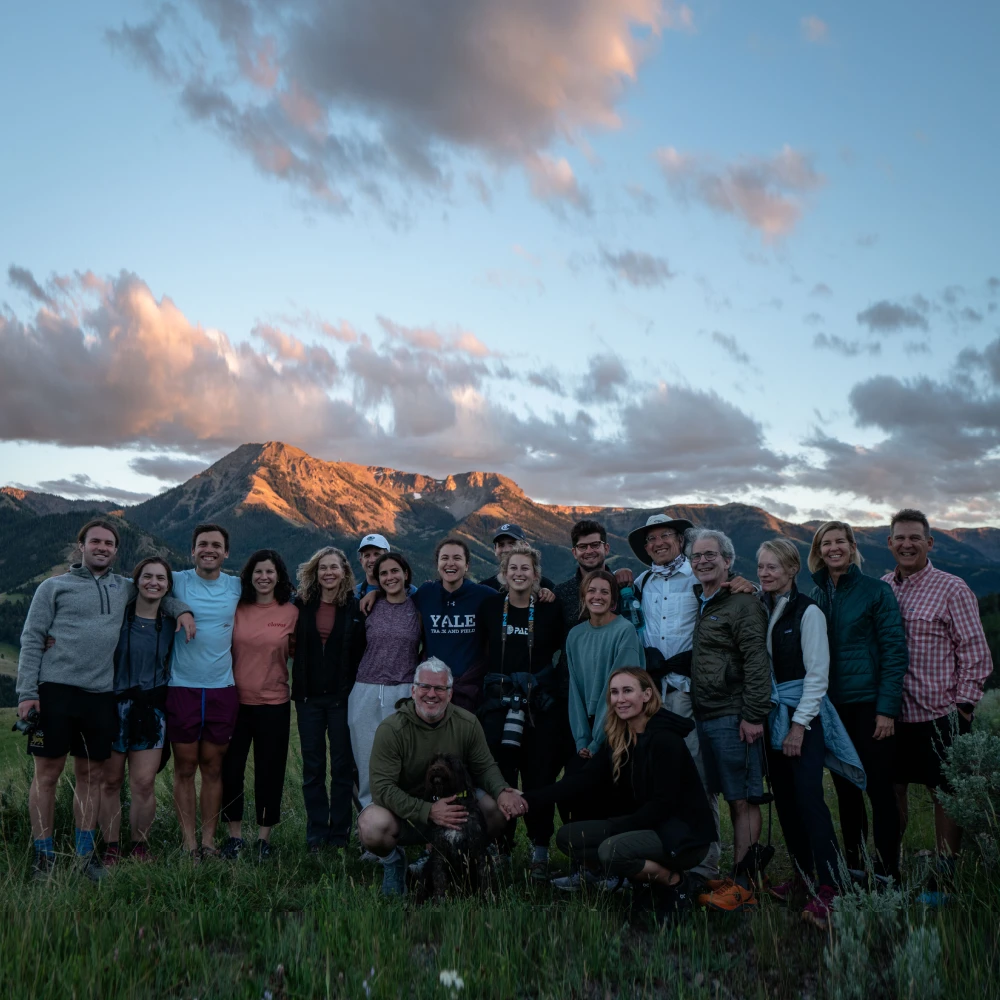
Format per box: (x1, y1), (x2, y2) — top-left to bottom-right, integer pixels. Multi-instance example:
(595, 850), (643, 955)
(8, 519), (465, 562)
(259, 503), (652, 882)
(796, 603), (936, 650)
(883, 508), (993, 858)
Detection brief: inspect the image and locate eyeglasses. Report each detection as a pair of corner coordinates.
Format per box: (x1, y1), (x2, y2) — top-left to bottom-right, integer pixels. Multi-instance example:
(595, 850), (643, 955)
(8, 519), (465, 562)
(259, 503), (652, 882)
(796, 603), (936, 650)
(573, 540), (606, 551)
(414, 682), (452, 694)
(645, 532), (678, 545)
(689, 551), (721, 564)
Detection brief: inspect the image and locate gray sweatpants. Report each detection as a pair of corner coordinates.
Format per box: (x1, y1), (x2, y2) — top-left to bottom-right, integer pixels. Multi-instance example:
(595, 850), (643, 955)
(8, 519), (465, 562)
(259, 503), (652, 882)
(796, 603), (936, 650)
(662, 687), (722, 879)
(348, 681), (412, 808)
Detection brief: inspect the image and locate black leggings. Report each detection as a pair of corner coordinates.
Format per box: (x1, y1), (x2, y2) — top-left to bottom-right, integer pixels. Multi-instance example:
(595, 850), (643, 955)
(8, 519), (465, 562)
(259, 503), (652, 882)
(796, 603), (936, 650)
(556, 820), (709, 878)
(220, 702), (291, 828)
(830, 701), (900, 880)
(489, 709), (568, 851)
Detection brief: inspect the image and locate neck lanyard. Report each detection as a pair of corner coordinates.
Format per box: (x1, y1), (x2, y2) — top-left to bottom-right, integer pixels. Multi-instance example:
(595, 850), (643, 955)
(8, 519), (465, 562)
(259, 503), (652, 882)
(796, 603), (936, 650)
(501, 593), (534, 673)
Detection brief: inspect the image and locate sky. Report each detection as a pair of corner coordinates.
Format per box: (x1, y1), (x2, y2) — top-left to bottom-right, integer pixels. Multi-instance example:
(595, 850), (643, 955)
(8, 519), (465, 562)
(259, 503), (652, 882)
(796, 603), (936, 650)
(1, 1), (998, 525)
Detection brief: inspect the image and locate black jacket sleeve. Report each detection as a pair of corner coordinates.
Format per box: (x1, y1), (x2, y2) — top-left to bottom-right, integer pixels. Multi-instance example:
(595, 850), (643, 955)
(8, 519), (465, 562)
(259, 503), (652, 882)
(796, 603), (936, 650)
(522, 744), (614, 810)
(602, 733), (683, 835)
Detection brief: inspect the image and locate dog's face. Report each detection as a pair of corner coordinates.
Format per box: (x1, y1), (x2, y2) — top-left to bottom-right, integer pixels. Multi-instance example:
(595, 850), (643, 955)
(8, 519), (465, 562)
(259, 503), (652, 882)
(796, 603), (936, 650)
(424, 753), (475, 803)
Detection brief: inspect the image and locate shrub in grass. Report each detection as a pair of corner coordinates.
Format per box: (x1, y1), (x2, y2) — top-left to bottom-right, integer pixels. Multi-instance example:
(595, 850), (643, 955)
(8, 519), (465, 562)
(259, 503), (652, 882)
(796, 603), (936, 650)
(937, 731), (1000, 863)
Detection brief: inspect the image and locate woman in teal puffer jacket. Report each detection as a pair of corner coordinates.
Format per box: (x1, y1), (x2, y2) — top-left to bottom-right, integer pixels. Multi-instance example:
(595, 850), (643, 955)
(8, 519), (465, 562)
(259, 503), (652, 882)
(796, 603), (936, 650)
(809, 521), (908, 881)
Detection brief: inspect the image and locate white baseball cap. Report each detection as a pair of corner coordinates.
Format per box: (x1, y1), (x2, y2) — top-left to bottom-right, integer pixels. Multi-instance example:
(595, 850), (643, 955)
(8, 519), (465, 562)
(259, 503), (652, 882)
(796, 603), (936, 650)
(358, 533), (391, 553)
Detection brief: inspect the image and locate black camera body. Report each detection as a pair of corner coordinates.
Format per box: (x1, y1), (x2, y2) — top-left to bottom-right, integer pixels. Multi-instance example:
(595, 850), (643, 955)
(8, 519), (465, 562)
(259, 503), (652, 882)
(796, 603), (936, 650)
(500, 692), (529, 711)
(12, 708), (39, 736)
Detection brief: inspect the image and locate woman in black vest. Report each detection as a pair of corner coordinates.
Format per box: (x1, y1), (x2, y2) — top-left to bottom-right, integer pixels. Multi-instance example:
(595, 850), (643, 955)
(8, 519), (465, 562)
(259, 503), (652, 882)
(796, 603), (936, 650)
(757, 539), (842, 928)
(292, 546), (367, 852)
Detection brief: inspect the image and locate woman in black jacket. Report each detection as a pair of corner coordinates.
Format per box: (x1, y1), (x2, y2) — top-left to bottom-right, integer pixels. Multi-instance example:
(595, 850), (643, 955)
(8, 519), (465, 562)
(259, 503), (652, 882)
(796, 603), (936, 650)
(292, 546), (367, 852)
(522, 668), (715, 917)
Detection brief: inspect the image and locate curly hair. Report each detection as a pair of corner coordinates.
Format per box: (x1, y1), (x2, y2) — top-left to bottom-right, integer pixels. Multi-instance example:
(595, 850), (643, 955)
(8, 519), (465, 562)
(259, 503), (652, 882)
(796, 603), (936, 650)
(296, 546), (354, 606)
(239, 549), (293, 605)
(498, 542), (542, 595)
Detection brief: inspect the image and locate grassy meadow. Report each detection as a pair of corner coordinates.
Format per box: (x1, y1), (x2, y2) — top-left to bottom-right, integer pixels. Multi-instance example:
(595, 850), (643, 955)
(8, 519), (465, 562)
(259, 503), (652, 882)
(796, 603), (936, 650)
(1, 699), (999, 1000)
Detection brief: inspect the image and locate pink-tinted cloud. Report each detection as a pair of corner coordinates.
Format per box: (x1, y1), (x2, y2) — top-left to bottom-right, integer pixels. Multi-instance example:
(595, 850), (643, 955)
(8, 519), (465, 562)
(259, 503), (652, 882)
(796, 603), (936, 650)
(800, 16), (829, 43)
(656, 145), (825, 240)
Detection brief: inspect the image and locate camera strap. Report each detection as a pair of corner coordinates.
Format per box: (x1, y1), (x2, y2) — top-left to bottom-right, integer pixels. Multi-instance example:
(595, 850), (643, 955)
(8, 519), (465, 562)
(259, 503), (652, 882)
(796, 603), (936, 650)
(500, 593), (534, 673)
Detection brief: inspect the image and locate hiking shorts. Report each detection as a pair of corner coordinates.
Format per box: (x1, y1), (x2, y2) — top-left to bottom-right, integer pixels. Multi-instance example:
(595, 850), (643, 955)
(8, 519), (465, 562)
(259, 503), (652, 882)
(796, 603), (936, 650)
(166, 686), (239, 744)
(28, 683), (117, 760)
(894, 712), (972, 791)
(696, 715), (765, 803)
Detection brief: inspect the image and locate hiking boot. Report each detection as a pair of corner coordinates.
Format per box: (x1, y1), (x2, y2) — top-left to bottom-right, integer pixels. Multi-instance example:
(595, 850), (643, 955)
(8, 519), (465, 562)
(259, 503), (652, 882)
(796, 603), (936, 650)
(101, 844), (122, 868)
(80, 853), (109, 882)
(698, 877), (758, 912)
(219, 837), (244, 860)
(529, 858), (549, 883)
(256, 839), (272, 862)
(381, 850), (407, 897)
(129, 842), (152, 862)
(802, 884), (837, 929)
(32, 854), (55, 882)
(408, 848), (432, 876)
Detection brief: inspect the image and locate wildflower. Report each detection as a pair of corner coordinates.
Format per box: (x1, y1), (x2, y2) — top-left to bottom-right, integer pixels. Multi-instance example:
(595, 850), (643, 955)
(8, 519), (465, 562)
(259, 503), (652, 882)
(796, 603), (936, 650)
(439, 970), (465, 991)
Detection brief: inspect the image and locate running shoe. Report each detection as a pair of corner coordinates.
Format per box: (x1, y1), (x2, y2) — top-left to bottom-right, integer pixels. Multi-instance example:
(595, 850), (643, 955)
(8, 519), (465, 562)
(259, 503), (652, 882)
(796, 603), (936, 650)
(550, 869), (621, 892)
(256, 839), (273, 862)
(381, 849), (407, 897)
(768, 876), (807, 904)
(802, 885), (837, 929)
(32, 854), (55, 882)
(101, 844), (122, 868)
(698, 878), (758, 912)
(529, 858), (549, 883)
(79, 853), (108, 883)
(129, 842), (152, 862)
(219, 836), (244, 860)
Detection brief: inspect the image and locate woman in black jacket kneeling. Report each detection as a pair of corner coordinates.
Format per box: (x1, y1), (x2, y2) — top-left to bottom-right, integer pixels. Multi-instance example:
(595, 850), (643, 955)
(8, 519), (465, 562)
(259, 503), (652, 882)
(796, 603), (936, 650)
(292, 546), (367, 852)
(523, 667), (715, 919)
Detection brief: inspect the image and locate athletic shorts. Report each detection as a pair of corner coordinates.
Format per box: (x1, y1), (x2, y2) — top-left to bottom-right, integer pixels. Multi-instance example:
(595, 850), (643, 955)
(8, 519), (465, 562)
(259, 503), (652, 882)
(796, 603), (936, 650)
(696, 715), (765, 803)
(894, 712), (972, 791)
(28, 683), (117, 761)
(112, 700), (167, 754)
(166, 686), (239, 745)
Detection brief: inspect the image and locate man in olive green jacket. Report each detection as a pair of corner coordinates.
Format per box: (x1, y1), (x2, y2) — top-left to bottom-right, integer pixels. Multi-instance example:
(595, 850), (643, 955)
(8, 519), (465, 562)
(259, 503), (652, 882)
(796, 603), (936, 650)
(358, 658), (525, 895)
(688, 529), (772, 912)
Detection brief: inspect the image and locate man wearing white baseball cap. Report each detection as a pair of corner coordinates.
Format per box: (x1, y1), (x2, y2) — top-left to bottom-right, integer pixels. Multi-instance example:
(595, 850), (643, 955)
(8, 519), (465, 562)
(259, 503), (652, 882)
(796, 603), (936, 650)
(355, 535), (416, 599)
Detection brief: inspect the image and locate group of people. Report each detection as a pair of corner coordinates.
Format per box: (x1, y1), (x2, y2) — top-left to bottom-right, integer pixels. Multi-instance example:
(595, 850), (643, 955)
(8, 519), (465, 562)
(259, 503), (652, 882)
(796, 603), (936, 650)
(14, 507), (992, 928)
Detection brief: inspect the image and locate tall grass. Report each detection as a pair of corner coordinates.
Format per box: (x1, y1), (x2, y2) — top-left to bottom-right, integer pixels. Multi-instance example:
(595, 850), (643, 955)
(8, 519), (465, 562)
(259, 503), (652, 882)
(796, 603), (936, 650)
(1, 707), (998, 999)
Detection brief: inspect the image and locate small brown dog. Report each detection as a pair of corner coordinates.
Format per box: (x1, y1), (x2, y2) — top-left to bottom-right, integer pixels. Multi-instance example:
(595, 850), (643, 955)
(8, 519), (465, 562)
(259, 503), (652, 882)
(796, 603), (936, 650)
(418, 753), (490, 902)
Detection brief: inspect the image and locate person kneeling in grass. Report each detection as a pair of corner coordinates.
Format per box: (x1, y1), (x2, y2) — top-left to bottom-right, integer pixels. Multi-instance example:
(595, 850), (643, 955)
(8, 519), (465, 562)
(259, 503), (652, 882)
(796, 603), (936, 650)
(521, 668), (716, 923)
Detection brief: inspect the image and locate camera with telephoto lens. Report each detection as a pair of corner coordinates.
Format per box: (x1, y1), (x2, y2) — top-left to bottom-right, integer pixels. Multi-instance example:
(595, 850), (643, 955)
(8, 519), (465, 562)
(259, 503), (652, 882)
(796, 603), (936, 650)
(12, 708), (39, 736)
(500, 692), (529, 747)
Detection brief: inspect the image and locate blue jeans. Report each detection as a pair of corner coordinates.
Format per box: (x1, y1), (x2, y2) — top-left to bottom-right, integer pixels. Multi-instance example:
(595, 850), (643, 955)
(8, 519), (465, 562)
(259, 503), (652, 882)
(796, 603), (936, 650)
(296, 698), (354, 847)
(766, 711), (841, 885)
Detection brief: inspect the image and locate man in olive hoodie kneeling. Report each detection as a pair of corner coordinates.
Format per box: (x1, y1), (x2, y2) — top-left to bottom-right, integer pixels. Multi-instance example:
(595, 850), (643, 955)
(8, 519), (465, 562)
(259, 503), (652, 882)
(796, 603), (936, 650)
(359, 657), (527, 895)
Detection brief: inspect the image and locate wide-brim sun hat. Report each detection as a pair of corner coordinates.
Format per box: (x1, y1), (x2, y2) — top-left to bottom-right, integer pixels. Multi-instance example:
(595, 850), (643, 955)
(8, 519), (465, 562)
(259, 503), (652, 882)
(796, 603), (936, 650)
(627, 513), (695, 565)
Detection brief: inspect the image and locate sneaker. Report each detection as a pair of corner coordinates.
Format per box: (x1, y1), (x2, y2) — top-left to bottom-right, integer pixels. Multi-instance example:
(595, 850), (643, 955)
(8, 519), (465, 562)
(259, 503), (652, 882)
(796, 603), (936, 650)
(359, 849), (382, 864)
(408, 848), (432, 876)
(219, 837), (244, 861)
(129, 842), (152, 862)
(256, 839), (272, 862)
(101, 844), (122, 868)
(698, 877), (758, 912)
(32, 854), (56, 882)
(381, 850), (407, 897)
(307, 842), (322, 856)
(529, 858), (549, 883)
(802, 885), (837, 929)
(79, 853), (108, 883)
(550, 869), (620, 892)
(652, 876), (698, 926)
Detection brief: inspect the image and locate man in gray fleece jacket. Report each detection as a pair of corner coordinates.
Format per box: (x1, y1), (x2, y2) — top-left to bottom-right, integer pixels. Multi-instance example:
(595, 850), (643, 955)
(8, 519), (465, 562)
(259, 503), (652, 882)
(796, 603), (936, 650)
(16, 518), (193, 879)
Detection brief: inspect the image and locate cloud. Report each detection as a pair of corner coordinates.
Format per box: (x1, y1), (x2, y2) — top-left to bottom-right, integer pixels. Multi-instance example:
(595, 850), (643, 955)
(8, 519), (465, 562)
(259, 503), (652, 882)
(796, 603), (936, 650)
(710, 331), (752, 366)
(23, 474), (152, 504)
(856, 299), (929, 333)
(600, 248), (674, 288)
(813, 333), (881, 357)
(856, 233), (879, 248)
(810, 282), (832, 297)
(800, 16), (828, 42)
(624, 182), (658, 212)
(800, 338), (1000, 518)
(656, 144), (824, 239)
(109, 0), (685, 212)
(803, 312), (824, 325)
(0, 261), (795, 507)
(576, 354), (630, 403)
(753, 495), (798, 519)
(129, 455), (210, 482)
(7, 265), (54, 305)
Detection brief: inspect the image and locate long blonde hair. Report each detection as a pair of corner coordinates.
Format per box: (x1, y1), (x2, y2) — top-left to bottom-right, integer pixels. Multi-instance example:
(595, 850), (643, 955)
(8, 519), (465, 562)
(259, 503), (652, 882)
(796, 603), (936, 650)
(604, 668), (661, 782)
(807, 520), (864, 574)
(296, 546), (354, 605)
